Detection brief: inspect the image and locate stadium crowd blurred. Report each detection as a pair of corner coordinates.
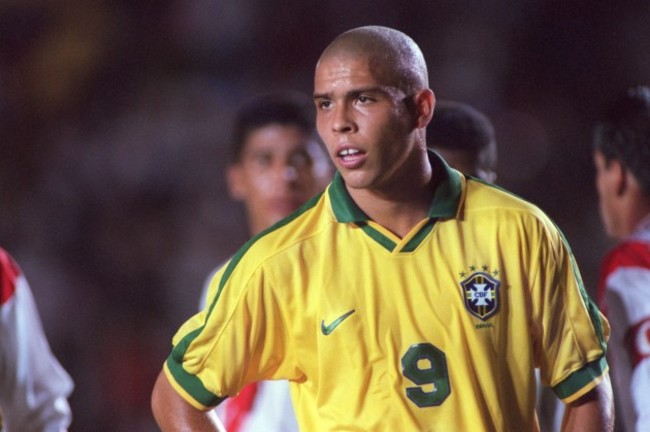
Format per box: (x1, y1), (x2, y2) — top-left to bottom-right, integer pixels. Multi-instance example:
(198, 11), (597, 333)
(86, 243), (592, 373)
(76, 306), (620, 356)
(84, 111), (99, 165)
(1, 1), (648, 430)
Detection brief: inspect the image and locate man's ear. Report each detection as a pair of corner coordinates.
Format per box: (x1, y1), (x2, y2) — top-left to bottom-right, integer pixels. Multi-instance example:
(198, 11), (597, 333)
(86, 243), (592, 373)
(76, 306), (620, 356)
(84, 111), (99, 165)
(414, 88), (435, 129)
(226, 164), (247, 201)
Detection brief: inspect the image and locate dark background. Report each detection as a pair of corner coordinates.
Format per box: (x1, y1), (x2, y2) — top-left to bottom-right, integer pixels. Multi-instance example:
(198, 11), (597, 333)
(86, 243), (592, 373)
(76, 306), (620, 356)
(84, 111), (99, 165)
(1, 1), (648, 430)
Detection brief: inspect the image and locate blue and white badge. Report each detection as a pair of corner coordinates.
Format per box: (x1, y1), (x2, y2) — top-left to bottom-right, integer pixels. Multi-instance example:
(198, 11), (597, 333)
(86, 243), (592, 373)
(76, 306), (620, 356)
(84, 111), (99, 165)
(461, 271), (500, 321)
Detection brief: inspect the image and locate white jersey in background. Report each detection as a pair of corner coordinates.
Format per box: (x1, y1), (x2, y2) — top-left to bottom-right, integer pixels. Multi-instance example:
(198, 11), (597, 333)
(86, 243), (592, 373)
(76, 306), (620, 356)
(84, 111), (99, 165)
(598, 216), (650, 432)
(0, 248), (74, 432)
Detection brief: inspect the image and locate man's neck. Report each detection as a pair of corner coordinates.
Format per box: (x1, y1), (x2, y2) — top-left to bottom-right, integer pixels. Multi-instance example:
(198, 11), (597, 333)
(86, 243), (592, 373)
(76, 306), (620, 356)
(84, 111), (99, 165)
(627, 200), (650, 237)
(357, 191), (435, 238)
(347, 154), (436, 239)
(619, 189), (650, 238)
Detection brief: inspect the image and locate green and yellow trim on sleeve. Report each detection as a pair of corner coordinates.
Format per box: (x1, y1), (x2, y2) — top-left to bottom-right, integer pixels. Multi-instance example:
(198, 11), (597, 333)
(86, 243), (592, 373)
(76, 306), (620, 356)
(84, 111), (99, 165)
(545, 227), (609, 403)
(163, 360), (224, 410)
(543, 222), (609, 403)
(553, 356), (609, 403)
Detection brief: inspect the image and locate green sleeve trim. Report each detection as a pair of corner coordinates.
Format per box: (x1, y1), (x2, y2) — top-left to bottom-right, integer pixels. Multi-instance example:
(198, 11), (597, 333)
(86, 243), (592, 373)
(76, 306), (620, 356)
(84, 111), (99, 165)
(165, 347), (225, 408)
(553, 356), (608, 400)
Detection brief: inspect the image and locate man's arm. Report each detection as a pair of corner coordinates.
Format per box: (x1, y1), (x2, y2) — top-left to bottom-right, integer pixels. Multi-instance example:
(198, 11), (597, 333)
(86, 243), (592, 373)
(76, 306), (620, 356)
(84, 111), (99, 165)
(561, 373), (614, 432)
(151, 370), (225, 432)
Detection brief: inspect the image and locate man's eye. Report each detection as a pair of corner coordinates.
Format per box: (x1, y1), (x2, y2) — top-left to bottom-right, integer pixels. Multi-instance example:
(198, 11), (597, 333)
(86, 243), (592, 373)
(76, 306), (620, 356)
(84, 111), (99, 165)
(357, 96), (371, 104)
(318, 100), (332, 109)
(252, 154), (273, 166)
(289, 151), (311, 169)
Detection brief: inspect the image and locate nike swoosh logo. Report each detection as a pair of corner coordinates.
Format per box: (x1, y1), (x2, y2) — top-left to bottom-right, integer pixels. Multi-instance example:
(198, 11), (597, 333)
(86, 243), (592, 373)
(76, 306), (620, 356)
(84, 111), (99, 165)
(321, 309), (356, 335)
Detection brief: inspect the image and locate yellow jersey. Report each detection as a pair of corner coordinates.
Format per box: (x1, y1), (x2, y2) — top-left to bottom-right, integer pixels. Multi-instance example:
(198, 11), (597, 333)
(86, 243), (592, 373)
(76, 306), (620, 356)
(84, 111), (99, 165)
(165, 151), (609, 431)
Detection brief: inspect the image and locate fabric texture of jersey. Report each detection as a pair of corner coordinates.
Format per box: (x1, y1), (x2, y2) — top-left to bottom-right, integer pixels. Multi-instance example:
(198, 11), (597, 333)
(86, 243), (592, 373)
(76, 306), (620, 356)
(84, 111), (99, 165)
(597, 215), (650, 432)
(166, 151), (609, 431)
(0, 247), (74, 432)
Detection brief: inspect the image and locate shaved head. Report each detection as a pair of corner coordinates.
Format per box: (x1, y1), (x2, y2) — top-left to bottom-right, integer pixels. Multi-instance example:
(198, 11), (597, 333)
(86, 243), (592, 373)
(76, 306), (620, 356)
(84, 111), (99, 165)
(317, 26), (429, 95)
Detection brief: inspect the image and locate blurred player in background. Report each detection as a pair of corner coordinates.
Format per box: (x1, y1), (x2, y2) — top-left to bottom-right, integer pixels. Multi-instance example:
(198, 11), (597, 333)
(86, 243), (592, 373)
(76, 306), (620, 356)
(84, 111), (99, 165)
(593, 85), (650, 432)
(0, 247), (74, 431)
(426, 100), (497, 183)
(199, 92), (331, 432)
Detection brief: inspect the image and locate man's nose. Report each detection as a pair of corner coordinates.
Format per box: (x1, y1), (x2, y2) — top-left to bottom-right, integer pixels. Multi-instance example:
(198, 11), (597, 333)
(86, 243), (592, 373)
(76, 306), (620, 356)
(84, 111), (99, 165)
(331, 104), (355, 134)
(276, 164), (298, 182)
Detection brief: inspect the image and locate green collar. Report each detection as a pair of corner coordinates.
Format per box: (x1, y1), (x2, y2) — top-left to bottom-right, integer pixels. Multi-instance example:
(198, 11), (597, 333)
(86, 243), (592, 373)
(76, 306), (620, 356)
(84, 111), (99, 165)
(328, 149), (463, 223)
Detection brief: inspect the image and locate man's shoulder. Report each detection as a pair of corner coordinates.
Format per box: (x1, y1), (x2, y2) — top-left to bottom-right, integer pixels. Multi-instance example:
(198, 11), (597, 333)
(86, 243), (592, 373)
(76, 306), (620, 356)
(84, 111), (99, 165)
(229, 192), (332, 268)
(464, 179), (550, 220)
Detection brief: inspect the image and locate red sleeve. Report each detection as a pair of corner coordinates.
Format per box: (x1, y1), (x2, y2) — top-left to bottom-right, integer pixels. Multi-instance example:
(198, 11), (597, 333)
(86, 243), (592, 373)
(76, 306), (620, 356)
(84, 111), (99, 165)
(597, 241), (650, 314)
(0, 247), (21, 305)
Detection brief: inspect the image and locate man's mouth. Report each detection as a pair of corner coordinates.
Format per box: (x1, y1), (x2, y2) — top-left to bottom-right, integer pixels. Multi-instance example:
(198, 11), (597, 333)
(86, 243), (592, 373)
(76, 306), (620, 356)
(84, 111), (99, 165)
(339, 148), (361, 157)
(336, 147), (366, 169)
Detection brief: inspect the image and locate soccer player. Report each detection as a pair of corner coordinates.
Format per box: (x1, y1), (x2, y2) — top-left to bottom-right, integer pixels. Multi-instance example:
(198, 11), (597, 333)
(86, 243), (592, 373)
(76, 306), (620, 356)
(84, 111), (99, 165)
(199, 93), (331, 432)
(152, 26), (613, 431)
(426, 100), (497, 183)
(0, 247), (74, 431)
(593, 85), (650, 432)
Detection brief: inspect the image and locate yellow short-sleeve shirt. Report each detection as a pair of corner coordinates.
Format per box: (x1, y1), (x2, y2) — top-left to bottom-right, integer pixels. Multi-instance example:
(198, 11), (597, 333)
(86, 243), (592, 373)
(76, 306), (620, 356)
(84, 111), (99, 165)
(165, 151), (609, 431)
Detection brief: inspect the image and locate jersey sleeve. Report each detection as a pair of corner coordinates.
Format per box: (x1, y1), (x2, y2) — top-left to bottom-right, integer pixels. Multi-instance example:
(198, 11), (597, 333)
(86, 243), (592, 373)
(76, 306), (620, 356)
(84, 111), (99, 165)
(164, 253), (297, 410)
(534, 224), (610, 404)
(0, 249), (74, 432)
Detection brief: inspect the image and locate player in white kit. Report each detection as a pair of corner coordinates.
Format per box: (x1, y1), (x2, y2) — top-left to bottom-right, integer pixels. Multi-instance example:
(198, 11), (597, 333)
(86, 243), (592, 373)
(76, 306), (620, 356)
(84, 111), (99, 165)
(593, 85), (650, 432)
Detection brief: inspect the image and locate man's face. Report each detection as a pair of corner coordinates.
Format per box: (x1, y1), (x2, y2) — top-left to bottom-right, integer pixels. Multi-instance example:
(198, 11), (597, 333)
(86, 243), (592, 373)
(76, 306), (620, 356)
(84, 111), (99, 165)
(314, 53), (416, 192)
(593, 150), (621, 238)
(228, 124), (331, 234)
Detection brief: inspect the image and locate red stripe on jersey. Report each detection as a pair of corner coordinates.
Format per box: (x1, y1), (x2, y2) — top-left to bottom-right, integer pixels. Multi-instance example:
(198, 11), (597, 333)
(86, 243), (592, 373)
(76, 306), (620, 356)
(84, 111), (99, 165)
(597, 241), (650, 314)
(626, 317), (650, 368)
(225, 383), (259, 432)
(0, 248), (21, 305)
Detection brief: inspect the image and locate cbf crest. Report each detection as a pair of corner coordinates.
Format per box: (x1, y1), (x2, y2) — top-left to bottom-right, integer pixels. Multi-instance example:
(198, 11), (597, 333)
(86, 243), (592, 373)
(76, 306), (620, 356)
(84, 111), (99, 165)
(461, 269), (500, 321)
